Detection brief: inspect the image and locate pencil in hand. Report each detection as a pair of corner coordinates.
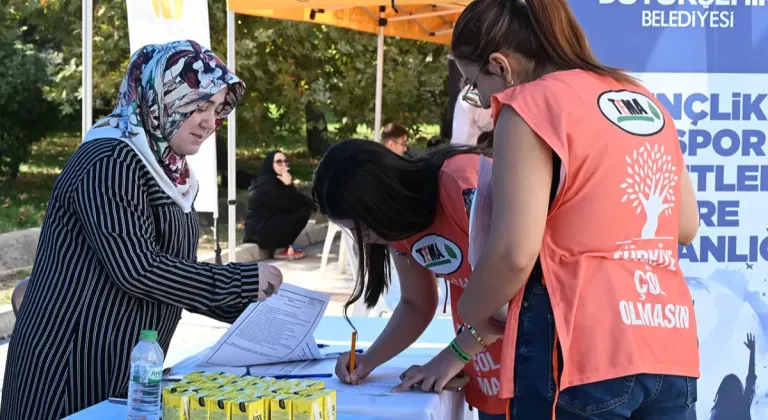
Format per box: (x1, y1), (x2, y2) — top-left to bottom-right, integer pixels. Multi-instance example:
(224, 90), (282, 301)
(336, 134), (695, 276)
(349, 331), (357, 373)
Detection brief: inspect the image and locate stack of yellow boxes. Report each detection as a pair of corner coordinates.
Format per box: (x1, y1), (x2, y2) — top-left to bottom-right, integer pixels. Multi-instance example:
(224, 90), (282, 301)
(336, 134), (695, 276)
(162, 371), (337, 420)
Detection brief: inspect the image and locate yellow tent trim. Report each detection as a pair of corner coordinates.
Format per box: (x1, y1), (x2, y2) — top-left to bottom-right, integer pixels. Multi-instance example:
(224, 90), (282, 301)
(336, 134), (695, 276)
(228, 0), (470, 44)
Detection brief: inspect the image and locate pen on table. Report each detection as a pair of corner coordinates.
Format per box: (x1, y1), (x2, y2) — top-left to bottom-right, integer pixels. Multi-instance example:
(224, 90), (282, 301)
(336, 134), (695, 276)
(271, 373), (333, 380)
(108, 397), (127, 405)
(349, 331), (357, 373)
(318, 343), (363, 354)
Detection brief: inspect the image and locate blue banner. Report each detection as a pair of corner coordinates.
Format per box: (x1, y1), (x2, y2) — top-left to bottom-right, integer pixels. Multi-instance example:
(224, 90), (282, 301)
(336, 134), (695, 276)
(572, 1), (768, 418)
(572, 1), (768, 73)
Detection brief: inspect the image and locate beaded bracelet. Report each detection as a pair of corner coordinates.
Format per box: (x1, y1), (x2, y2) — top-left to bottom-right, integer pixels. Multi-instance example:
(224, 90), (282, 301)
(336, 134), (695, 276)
(449, 339), (472, 364)
(465, 324), (487, 348)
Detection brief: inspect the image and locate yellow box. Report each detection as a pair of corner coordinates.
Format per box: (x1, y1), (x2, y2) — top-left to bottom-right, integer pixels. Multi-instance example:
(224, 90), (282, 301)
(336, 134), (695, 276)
(265, 385), (288, 394)
(247, 382), (271, 392)
(228, 395), (268, 420)
(258, 391), (277, 411)
(213, 386), (240, 394)
(189, 390), (223, 420)
(270, 394), (297, 420)
(293, 394), (324, 420)
(162, 390), (194, 420)
(273, 379), (301, 388)
(182, 372), (206, 382)
(297, 380), (325, 391)
(227, 379), (249, 388)
(314, 389), (337, 420)
(285, 386), (314, 396)
(209, 393), (234, 420)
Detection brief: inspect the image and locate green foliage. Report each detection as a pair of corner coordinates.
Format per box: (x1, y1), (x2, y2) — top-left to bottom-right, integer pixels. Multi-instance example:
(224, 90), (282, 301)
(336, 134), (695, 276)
(0, 5), (58, 181)
(9, 0), (448, 153)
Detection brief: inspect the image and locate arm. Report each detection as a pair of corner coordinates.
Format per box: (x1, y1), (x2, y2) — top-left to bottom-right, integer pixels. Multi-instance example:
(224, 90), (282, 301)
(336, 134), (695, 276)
(745, 333), (757, 404)
(459, 105), (552, 330)
(363, 251), (440, 369)
(72, 156), (260, 323)
(678, 167), (699, 245)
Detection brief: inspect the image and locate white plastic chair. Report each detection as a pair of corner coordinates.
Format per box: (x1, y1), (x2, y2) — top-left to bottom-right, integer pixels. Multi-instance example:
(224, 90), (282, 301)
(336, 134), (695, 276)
(320, 222), (356, 274)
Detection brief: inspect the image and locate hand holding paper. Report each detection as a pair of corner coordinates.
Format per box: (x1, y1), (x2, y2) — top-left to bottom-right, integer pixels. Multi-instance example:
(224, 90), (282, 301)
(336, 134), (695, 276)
(257, 262), (283, 301)
(200, 283), (329, 367)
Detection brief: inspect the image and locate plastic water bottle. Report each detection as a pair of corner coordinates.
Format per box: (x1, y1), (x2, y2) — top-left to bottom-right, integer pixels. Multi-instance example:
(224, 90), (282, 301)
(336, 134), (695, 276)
(127, 329), (164, 420)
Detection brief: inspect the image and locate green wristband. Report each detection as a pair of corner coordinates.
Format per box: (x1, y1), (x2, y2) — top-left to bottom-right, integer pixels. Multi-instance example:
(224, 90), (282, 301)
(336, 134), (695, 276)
(449, 339), (472, 364)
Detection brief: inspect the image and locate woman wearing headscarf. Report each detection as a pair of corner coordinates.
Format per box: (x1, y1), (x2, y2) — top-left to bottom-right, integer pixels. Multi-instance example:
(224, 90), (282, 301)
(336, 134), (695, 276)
(0, 40), (283, 419)
(244, 150), (315, 260)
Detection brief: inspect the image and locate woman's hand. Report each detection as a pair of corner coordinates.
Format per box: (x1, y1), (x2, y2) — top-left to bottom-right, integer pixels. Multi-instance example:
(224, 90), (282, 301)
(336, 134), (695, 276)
(392, 347), (466, 393)
(277, 169), (293, 186)
(335, 351), (375, 385)
(257, 262), (283, 301)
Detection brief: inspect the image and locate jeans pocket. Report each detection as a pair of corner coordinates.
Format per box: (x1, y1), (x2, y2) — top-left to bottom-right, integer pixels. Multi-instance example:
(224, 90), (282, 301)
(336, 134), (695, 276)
(685, 377), (698, 408)
(554, 375), (637, 414)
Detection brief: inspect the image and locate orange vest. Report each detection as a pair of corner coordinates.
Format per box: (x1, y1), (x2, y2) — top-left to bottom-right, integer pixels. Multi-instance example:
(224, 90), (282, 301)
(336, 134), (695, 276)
(392, 154), (506, 414)
(491, 70), (700, 398)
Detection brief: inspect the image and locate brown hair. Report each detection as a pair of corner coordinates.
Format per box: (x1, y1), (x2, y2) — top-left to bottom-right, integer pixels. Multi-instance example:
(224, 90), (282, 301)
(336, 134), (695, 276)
(381, 123), (409, 143)
(451, 0), (635, 85)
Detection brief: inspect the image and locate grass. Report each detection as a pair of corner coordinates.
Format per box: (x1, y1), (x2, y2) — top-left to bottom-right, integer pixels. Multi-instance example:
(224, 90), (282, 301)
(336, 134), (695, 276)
(0, 136), (77, 233)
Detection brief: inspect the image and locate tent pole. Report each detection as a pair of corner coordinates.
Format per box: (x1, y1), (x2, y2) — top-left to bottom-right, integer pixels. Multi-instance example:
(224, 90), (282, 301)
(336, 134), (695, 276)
(373, 6), (385, 143)
(227, 10), (238, 262)
(82, 0), (93, 140)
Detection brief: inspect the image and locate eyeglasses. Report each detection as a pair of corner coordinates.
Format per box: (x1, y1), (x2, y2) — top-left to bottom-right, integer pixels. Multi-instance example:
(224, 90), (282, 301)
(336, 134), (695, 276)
(461, 67), (485, 109)
(274, 159), (289, 165)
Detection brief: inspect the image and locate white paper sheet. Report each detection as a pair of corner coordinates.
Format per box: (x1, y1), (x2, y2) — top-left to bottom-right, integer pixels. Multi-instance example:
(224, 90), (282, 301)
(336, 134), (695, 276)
(199, 283), (330, 367)
(325, 366), (406, 396)
(468, 155), (493, 269)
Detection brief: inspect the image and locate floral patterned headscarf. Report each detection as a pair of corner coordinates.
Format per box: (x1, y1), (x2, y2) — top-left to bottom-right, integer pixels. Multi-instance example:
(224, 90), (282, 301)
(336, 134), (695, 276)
(84, 40), (245, 212)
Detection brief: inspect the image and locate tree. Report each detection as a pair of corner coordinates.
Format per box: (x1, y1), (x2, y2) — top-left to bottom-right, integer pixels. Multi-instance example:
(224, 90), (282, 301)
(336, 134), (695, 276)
(12, 0), (449, 156)
(0, 4), (58, 181)
(620, 142), (679, 239)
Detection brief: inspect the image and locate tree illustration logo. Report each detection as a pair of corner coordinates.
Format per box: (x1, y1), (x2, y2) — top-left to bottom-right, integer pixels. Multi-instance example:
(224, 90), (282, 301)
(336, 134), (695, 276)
(620, 142), (679, 239)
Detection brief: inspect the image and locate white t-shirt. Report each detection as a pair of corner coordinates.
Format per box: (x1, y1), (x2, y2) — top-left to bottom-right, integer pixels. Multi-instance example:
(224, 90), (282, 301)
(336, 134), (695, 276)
(450, 86), (494, 146)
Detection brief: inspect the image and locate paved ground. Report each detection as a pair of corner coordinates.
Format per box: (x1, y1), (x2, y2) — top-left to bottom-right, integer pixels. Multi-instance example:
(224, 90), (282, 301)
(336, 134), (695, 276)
(0, 240), (358, 397)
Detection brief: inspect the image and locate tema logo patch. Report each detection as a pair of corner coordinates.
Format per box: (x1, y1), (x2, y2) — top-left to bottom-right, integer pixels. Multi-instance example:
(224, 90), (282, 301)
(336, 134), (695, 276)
(598, 90), (665, 136)
(411, 234), (463, 275)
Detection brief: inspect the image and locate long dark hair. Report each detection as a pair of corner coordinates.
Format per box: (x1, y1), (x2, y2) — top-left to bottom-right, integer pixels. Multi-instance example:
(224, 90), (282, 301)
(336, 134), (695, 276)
(312, 139), (479, 318)
(451, 0), (635, 85)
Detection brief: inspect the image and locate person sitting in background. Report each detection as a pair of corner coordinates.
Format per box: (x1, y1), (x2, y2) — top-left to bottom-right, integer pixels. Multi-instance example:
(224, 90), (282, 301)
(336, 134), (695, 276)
(381, 123), (409, 155)
(244, 151), (315, 260)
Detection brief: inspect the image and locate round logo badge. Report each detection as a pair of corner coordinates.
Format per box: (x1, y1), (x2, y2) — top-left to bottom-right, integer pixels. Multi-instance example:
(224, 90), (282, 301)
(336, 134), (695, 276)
(598, 90), (665, 136)
(410, 234), (463, 275)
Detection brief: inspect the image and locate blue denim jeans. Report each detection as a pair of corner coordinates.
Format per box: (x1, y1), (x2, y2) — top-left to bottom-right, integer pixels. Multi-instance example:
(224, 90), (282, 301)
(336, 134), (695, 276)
(512, 277), (697, 420)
